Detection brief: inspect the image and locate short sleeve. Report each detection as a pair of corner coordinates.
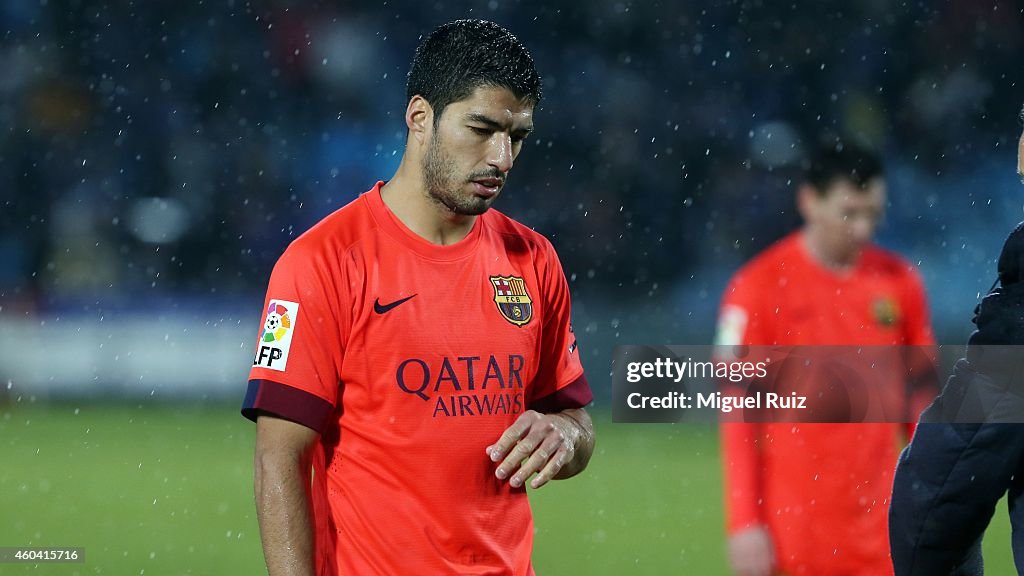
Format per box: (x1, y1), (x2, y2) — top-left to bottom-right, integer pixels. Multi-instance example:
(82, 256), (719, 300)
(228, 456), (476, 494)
(527, 240), (592, 413)
(241, 243), (344, 433)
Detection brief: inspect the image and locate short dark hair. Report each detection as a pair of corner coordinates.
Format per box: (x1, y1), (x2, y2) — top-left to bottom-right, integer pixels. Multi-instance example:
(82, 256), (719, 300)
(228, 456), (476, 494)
(1019, 102), (1023, 125)
(406, 20), (542, 123)
(803, 140), (884, 195)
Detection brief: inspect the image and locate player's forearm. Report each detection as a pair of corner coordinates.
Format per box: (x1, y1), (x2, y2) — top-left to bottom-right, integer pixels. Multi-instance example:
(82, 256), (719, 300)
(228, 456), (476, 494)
(552, 408), (594, 479)
(254, 449), (316, 576)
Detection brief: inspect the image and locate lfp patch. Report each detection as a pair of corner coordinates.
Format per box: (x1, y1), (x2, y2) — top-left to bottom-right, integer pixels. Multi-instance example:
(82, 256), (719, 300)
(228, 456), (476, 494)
(253, 299), (299, 371)
(714, 304), (748, 347)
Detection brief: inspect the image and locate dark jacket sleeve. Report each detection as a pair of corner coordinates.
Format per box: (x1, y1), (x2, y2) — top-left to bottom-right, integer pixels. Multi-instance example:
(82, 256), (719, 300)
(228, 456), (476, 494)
(890, 223), (1024, 576)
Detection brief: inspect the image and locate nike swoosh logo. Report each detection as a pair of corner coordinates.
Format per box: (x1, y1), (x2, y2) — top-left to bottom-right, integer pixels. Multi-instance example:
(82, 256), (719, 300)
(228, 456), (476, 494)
(374, 294), (417, 314)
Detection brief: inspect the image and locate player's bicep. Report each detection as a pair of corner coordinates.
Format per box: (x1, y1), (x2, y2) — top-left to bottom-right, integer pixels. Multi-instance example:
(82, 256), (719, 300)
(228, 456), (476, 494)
(253, 414), (318, 527)
(255, 413), (320, 460)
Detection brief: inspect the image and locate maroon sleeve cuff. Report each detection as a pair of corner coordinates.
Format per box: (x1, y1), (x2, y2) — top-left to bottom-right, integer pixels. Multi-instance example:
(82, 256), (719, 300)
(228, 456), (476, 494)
(529, 373), (593, 413)
(241, 379), (334, 434)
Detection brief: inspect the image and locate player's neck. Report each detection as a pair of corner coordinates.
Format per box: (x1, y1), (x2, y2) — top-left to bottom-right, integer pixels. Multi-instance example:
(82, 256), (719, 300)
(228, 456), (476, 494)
(800, 230), (860, 274)
(381, 166), (477, 246)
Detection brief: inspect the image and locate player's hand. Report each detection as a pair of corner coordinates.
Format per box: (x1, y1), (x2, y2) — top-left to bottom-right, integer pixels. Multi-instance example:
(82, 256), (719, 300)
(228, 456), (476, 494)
(486, 410), (579, 489)
(728, 525), (776, 576)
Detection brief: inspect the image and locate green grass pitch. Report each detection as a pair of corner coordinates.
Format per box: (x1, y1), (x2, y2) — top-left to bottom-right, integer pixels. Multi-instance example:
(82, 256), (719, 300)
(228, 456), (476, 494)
(0, 404), (1014, 574)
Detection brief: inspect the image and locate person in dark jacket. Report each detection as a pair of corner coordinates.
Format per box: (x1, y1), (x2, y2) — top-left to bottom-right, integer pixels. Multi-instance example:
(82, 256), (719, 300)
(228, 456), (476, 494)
(889, 109), (1024, 575)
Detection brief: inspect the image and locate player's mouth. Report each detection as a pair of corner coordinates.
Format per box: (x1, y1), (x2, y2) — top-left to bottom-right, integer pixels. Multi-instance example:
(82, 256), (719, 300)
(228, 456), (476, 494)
(471, 177), (503, 198)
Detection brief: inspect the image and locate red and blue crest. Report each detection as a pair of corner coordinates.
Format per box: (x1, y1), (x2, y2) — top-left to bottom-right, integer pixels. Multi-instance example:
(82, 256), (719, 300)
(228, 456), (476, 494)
(489, 275), (533, 326)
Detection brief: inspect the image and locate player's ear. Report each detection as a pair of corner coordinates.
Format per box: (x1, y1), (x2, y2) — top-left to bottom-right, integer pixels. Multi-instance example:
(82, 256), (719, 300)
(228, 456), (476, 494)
(406, 95), (433, 145)
(796, 183), (818, 221)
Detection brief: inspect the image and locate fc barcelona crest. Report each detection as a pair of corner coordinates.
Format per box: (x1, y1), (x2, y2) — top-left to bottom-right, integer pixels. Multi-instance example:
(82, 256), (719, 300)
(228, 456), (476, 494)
(489, 275), (534, 326)
(872, 296), (900, 327)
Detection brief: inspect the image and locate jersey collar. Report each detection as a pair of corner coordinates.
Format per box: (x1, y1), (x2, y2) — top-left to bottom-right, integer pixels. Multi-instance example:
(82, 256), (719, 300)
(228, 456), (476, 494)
(364, 181), (483, 261)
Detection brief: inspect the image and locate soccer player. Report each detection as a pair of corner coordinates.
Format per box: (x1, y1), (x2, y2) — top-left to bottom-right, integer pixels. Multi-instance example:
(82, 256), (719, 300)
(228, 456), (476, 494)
(715, 141), (936, 576)
(889, 107), (1024, 575)
(241, 20), (594, 576)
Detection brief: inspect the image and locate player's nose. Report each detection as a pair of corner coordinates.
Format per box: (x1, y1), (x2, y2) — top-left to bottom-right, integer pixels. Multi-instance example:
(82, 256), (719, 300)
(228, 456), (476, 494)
(487, 133), (514, 174)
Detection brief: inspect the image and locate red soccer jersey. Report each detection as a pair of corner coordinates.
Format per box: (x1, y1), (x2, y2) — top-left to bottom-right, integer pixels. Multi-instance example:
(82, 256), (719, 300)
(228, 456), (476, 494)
(242, 182), (592, 576)
(716, 232), (934, 576)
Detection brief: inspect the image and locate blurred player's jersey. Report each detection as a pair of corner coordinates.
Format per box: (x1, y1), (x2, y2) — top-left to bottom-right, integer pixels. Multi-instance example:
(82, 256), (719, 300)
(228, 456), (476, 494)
(717, 232), (934, 576)
(242, 182), (591, 576)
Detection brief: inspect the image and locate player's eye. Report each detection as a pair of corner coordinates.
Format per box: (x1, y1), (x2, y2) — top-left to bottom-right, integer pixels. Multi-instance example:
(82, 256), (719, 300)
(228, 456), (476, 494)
(469, 126), (491, 136)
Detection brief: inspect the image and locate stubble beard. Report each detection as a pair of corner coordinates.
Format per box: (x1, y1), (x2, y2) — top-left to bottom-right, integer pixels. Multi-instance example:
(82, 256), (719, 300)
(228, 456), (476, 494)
(422, 132), (493, 216)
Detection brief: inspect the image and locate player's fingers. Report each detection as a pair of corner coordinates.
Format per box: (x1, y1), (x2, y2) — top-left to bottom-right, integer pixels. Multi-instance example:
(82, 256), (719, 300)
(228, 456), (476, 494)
(528, 442), (572, 489)
(486, 411), (538, 461)
(511, 433), (564, 488)
(495, 423), (551, 481)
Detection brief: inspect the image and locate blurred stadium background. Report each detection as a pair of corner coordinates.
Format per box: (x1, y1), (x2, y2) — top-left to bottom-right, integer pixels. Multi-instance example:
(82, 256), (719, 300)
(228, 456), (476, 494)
(1, 0), (1022, 573)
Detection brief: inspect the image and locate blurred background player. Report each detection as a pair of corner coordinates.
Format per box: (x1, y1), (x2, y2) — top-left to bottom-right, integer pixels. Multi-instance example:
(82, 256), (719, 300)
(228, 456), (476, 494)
(889, 105), (1024, 576)
(715, 141), (936, 576)
(242, 20), (594, 576)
